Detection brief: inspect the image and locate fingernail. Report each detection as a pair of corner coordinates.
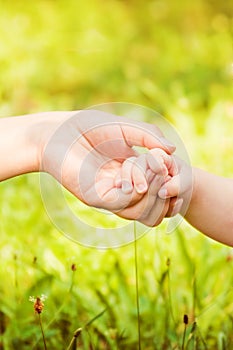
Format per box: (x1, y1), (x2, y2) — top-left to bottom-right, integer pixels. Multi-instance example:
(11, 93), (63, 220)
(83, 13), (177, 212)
(136, 183), (147, 194)
(158, 188), (167, 199)
(172, 198), (183, 216)
(122, 181), (133, 194)
(159, 137), (176, 152)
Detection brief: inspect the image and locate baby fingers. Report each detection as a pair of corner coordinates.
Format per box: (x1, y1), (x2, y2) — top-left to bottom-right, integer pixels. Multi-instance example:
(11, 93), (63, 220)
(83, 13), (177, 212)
(149, 148), (178, 177)
(115, 154), (149, 195)
(119, 156), (136, 194)
(131, 154), (149, 194)
(158, 174), (180, 199)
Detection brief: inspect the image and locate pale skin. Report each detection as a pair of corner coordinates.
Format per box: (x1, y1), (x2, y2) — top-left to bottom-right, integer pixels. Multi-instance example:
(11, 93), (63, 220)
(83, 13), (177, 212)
(114, 148), (182, 218)
(172, 166), (233, 246)
(158, 157), (233, 246)
(0, 110), (176, 227)
(0, 110), (232, 246)
(122, 151), (233, 246)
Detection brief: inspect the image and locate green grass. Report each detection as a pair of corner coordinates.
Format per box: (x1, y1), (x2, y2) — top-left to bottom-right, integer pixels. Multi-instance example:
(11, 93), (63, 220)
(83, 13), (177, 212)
(0, 0), (233, 348)
(1, 180), (233, 349)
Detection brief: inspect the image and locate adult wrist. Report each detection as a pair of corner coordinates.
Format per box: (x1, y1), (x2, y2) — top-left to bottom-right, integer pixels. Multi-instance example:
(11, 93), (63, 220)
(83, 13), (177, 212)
(0, 114), (40, 180)
(28, 111), (77, 171)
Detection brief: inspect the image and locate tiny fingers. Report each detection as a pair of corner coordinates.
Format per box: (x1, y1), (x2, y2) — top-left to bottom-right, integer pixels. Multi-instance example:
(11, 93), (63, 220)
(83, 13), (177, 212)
(115, 147), (178, 197)
(147, 150), (168, 176)
(115, 155), (149, 195)
(114, 171), (122, 188)
(149, 148), (178, 177)
(158, 174), (180, 199)
(120, 157), (135, 194)
(131, 154), (148, 194)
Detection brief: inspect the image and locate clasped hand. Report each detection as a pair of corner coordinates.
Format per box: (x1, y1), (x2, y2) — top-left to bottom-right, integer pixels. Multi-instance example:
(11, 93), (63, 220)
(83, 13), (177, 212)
(40, 110), (187, 227)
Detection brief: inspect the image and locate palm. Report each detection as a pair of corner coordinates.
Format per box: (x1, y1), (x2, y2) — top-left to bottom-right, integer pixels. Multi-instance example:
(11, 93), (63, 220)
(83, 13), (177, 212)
(76, 144), (169, 225)
(75, 139), (141, 211)
(42, 110), (174, 226)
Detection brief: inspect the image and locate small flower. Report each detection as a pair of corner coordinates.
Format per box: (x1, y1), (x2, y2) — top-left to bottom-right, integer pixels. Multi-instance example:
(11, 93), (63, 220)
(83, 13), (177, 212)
(34, 298), (44, 314)
(29, 294), (47, 314)
(226, 254), (233, 262)
(183, 314), (189, 325)
(29, 296), (36, 303)
(40, 294), (47, 302)
(71, 263), (77, 271)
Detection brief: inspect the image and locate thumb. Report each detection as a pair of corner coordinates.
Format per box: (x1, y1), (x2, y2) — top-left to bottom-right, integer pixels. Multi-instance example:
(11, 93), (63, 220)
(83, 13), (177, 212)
(158, 175), (180, 199)
(120, 120), (175, 154)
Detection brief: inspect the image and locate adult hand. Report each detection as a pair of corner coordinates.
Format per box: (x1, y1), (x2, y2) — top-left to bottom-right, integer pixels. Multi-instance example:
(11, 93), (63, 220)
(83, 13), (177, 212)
(39, 110), (175, 224)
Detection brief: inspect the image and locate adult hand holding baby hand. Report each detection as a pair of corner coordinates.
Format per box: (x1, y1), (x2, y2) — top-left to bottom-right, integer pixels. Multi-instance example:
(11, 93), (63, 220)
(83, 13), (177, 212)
(0, 109), (176, 228)
(39, 110), (175, 226)
(1, 109), (231, 246)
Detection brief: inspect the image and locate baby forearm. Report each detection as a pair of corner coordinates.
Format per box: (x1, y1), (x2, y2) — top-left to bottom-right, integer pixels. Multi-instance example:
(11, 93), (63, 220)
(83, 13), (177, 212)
(185, 168), (233, 246)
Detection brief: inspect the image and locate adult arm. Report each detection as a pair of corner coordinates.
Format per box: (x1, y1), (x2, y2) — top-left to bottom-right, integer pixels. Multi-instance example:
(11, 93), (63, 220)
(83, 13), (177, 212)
(0, 111), (76, 181)
(0, 110), (175, 226)
(0, 114), (38, 181)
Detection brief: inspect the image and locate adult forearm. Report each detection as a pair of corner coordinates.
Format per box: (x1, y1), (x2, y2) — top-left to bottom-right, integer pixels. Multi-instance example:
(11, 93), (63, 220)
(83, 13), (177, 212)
(0, 112), (75, 181)
(0, 114), (40, 181)
(185, 168), (233, 246)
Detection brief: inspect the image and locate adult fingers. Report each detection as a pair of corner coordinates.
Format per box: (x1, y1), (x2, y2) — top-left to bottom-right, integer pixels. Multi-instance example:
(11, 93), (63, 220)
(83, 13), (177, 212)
(140, 175), (169, 226)
(93, 177), (143, 211)
(116, 174), (166, 226)
(146, 198), (169, 226)
(166, 197), (183, 217)
(146, 169), (156, 184)
(120, 120), (176, 154)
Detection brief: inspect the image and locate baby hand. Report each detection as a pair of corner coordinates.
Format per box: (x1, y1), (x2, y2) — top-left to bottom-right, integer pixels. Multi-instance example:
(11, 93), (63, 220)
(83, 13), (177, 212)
(158, 156), (193, 217)
(115, 148), (178, 195)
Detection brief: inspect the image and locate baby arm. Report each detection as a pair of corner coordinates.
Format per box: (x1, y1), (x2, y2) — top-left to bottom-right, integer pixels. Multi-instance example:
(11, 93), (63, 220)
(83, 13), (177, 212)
(158, 157), (233, 246)
(119, 151), (233, 246)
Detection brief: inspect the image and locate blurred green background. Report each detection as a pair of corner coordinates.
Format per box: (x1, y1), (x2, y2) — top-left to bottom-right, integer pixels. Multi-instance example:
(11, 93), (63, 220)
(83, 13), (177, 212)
(0, 0), (232, 349)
